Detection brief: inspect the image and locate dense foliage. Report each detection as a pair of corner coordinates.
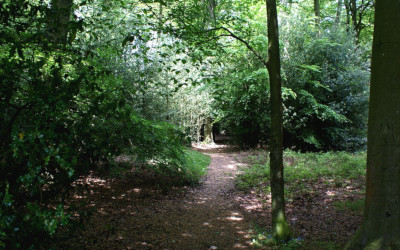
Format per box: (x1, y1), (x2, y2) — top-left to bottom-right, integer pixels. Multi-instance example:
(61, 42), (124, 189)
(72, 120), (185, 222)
(0, 1), (198, 248)
(178, 1), (370, 150)
(281, 12), (370, 151)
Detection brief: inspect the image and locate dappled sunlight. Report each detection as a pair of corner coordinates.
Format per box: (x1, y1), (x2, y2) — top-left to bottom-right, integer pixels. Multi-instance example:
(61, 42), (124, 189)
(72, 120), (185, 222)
(326, 190), (337, 197)
(226, 212), (244, 221)
(181, 232), (193, 238)
(203, 222), (213, 228)
(233, 243), (249, 248)
(140, 242), (152, 247)
(196, 200), (207, 204)
(192, 143), (231, 150)
(78, 176), (109, 188)
(98, 207), (107, 215)
(225, 164), (237, 170)
(235, 193), (267, 213)
(54, 146), (264, 249)
(72, 194), (85, 199)
(224, 162), (245, 170)
(127, 188), (141, 193)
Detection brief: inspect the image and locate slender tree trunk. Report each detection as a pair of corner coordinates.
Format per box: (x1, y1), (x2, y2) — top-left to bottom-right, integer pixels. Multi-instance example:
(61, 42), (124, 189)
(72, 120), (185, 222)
(314, 0), (321, 19)
(265, 0), (291, 242)
(344, 0), (351, 31)
(345, 1), (400, 249)
(197, 116), (202, 142)
(349, 0), (361, 41)
(47, 0), (73, 89)
(208, 0), (216, 21)
(335, 0), (342, 24)
(158, 1), (163, 36)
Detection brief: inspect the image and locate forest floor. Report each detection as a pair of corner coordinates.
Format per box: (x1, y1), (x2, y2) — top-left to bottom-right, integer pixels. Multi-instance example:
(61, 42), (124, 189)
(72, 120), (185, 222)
(53, 144), (363, 249)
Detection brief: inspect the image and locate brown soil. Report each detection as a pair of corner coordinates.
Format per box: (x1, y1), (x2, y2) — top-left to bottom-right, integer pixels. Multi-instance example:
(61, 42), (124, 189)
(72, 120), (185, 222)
(53, 144), (363, 249)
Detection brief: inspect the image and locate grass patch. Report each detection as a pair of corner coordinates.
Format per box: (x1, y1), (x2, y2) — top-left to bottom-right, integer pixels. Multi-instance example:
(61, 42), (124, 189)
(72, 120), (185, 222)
(106, 148), (210, 187)
(333, 199), (364, 215)
(236, 149), (366, 193)
(249, 224), (303, 249)
(236, 163), (269, 192)
(236, 150), (366, 248)
(283, 150), (366, 181)
(183, 148), (211, 183)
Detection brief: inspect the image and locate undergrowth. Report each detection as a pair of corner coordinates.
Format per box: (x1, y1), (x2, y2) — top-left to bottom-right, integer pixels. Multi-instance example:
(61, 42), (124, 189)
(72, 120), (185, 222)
(183, 148), (211, 183)
(333, 199), (365, 215)
(236, 149), (366, 194)
(109, 148), (210, 187)
(236, 149), (366, 249)
(249, 223), (303, 249)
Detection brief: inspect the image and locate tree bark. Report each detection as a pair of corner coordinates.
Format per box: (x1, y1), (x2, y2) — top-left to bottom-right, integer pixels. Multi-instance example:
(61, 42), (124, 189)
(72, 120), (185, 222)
(208, 0), (216, 21)
(47, 0), (73, 44)
(203, 117), (214, 143)
(349, 0), (360, 40)
(265, 0), (291, 242)
(314, 0), (321, 19)
(201, 0), (216, 27)
(345, 1), (400, 249)
(335, 0), (342, 24)
(344, 0), (351, 31)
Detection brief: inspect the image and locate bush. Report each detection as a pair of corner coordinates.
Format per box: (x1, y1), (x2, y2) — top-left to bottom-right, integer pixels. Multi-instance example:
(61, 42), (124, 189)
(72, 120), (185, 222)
(0, 2), (195, 248)
(212, 67), (271, 148)
(281, 14), (370, 151)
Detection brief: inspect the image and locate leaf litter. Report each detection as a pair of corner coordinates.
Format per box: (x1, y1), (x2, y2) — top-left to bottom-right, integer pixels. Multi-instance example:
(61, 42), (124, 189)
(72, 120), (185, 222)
(53, 144), (363, 249)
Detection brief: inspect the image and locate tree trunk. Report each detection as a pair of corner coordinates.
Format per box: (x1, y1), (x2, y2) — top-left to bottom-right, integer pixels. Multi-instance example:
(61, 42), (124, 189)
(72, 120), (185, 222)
(349, 0), (360, 40)
(344, 0), (373, 43)
(345, 1), (400, 249)
(47, 0), (73, 44)
(201, 0), (216, 27)
(208, 0), (216, 21)
(344, 0), (351, 31)
(203, 117), (214, 143)
(158, 1), (163, 36)
(47, 0), (73, 90)
(335, 0), (342, 24)
(265, 0), (291, 242)
(314, 0), (321, 20)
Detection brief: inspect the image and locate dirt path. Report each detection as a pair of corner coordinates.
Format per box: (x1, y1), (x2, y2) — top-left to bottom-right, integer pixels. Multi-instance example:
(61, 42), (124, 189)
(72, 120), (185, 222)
(55, 144), (262, 249)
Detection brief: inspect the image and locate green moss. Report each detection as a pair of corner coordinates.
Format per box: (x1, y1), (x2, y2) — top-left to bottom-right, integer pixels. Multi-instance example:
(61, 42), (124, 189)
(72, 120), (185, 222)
(273, 220), (292, 242)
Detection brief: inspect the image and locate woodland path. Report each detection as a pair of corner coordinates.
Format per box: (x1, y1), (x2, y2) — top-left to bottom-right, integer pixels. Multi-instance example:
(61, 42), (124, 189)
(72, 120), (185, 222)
(54, 144), (363, 249)
(55, 144), (265, 249)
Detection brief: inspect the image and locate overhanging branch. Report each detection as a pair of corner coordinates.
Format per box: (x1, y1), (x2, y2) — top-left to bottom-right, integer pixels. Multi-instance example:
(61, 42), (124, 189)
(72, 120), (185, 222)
(218, 27), (268, 67)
